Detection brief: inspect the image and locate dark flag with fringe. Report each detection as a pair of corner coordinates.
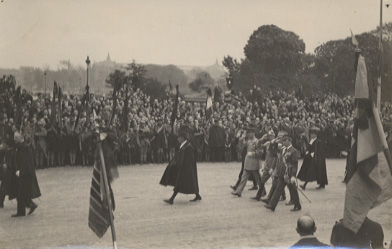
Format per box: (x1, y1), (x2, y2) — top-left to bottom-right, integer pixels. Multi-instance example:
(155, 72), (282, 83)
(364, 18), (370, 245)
(88, 151), (111, 238)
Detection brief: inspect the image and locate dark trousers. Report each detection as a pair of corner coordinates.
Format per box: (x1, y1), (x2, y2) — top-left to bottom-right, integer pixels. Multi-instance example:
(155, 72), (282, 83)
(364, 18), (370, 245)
(287, 182), (301, 208)
(269, 177), (286, 209)
(211, 146), (224, 162)
(255, 170), (271, 199)
(266, 177), (286, 201)
(17, 197), (35, 215)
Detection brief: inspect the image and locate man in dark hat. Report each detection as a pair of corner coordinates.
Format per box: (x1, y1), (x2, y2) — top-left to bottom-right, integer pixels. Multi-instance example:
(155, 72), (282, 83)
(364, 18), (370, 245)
(160, 130), (201, 204)
(297, 126), (328, 190)
(264, 134), (301, 212)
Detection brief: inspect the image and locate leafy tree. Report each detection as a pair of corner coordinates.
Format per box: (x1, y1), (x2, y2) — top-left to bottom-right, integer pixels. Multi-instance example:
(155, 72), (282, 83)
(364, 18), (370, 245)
(244, 24), (306, 74)
(106, 70), (127, 90)
(124, 60), (146, 90)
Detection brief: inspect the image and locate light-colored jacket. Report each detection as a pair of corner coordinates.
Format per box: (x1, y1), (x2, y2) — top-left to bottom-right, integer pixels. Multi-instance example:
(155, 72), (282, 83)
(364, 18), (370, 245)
(244, 137), (263, 171)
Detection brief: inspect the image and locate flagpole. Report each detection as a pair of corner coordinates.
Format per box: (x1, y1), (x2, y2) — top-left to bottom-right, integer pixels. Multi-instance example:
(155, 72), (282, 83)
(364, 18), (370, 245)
(97, 141), (117, 249)
(377, 0), (383, 111)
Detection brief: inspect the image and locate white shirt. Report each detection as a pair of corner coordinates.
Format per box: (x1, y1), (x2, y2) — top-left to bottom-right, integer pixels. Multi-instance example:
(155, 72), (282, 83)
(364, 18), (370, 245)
(179, 140), (187, 150)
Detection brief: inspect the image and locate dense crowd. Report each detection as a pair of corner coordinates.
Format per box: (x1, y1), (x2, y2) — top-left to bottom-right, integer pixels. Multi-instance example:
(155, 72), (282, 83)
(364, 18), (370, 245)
(1, 75), (392, 168)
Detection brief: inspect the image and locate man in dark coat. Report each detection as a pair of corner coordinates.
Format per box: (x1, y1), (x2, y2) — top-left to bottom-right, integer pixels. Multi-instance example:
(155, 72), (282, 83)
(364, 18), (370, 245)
(160, 130), (201, 204)
(297, 127), (328, 190)
(0, 137), (17, 207)
(330, 217), (384, 249)
(11, 131), (41, 217)
(290, 215), (330, 248)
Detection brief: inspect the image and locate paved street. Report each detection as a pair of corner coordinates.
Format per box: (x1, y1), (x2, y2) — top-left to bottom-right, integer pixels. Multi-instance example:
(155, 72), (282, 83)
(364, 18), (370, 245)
(0, 159), (391, 248)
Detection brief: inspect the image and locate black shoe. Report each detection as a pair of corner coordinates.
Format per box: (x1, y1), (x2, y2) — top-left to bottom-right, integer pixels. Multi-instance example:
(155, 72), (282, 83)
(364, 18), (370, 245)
(300, 184), (306, 190)
(190, 196), (202, 202)
(316, 185), (325, 189)
(28, 204), (38, 215)
(250, 197), (261, 201)
(230, 185), (237, 191)
(264, 204), (275, 212)
(260, 198), (269, 204)
(11, 213), (25, 217)
(163, 199), (173, 205)
(291, 206), (302, 212)
(248, 186), (258, 191)
(231, 192), (241, 197)
(285, 201), (294, 206)
(279, 196), (286, 201)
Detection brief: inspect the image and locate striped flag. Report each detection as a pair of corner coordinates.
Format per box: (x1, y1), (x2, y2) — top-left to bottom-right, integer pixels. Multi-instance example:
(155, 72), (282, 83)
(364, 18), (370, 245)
(342, 53), (392, 233)
(88, 144), (113, 238)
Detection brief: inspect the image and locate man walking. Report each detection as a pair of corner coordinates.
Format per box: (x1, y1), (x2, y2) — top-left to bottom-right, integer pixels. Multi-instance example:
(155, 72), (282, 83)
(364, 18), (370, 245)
(12, 132), (41, 217)
(264, 134), (301, 212)
(160, 130), (201, 204)
(231, 125), (263, 197)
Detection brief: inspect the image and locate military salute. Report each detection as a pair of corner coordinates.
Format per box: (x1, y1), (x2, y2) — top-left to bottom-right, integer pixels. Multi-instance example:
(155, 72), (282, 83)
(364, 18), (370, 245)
(263, 134), (301, 212)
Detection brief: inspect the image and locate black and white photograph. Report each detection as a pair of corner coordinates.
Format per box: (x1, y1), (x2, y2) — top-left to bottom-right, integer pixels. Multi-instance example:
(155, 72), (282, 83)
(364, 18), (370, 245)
(0, 0), (391, 248)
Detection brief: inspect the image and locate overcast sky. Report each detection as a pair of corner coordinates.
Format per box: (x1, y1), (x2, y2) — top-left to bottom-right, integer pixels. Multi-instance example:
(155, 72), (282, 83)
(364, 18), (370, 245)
(0, 0), (391, 69)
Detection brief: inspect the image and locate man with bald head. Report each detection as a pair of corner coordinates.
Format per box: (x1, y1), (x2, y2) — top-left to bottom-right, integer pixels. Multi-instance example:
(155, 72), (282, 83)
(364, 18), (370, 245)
(290, 215), (329, 248)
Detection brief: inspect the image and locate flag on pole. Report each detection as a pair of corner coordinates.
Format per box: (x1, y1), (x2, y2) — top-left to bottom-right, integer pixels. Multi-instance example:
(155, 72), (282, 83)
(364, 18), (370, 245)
(205, 88), (213, 120)
(88, 149), (111, 238)
(342, 52), (392, 234)
(170, 85), (179, 129)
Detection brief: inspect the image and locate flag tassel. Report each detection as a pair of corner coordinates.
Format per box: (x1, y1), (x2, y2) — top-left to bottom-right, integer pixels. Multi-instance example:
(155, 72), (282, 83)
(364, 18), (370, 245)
(97, 142), (117, 248)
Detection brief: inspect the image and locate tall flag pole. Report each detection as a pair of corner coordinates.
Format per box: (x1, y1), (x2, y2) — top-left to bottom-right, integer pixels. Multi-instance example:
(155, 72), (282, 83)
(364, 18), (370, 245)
(51, 81), (58, 124)
(170, 85), (179, 131)
(342, 39), (392, 234)
(121, 84), (129, 132)
(88, 127), (118, 248)
(58, 85), (63, 129)
(377, 0), (384, 111)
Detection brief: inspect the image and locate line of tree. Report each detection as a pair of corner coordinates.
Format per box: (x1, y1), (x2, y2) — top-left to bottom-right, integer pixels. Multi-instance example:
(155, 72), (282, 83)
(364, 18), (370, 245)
(223, 23), (392, 100)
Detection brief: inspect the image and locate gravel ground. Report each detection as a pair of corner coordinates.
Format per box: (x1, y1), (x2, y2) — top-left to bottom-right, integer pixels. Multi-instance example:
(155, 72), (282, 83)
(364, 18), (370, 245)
(0, 159), (391, 249)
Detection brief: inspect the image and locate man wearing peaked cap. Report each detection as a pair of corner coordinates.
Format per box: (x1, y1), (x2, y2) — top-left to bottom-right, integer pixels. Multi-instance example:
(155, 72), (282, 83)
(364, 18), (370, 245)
(264, 134), (301, 212)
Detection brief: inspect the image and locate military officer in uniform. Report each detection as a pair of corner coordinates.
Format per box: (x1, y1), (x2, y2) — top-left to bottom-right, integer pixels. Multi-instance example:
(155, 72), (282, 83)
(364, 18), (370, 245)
(264, 134), (301, 211)
(231, 125), (263, 197)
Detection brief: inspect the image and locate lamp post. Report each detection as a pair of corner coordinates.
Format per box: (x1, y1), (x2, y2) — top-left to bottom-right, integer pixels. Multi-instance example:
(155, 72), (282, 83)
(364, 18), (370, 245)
(44, 71), (47, 96)
(86, 56), (90, 88)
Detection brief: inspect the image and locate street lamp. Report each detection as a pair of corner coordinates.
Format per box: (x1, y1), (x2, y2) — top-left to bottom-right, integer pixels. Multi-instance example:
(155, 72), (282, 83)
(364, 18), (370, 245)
(86, 56), (91, 88)
(44, 71), (47, 95)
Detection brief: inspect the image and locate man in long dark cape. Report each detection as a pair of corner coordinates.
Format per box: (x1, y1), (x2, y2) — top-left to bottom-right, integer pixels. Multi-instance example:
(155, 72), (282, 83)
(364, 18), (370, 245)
(160, 130), (201, 204)
(12, 131), (41, 217)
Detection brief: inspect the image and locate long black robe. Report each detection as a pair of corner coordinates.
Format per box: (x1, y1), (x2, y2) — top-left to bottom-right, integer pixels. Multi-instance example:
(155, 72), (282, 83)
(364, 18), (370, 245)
(160, 142), (199, 194)
(14, 143), (41, 201)
(297, 138), (328, 185)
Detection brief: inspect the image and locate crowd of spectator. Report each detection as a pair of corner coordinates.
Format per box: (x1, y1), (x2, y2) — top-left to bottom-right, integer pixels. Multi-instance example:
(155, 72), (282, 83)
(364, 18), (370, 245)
(1, 75), (392, 168)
